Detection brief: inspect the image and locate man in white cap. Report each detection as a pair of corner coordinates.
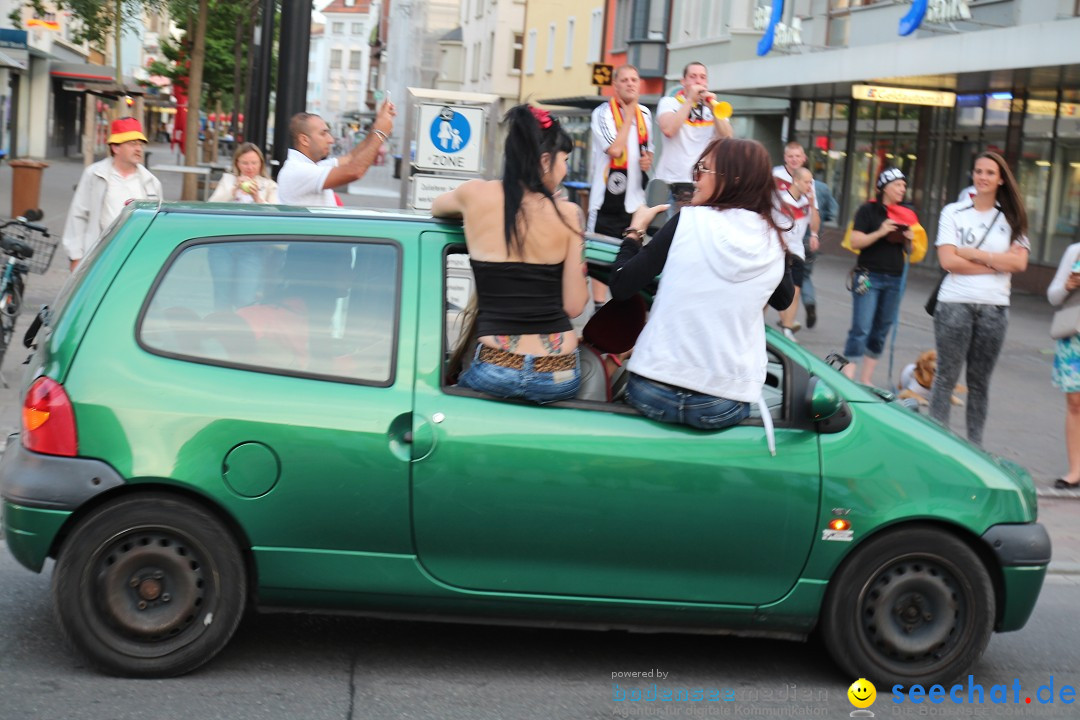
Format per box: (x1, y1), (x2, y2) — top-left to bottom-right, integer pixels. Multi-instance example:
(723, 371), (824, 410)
(63, 116), (162, 269)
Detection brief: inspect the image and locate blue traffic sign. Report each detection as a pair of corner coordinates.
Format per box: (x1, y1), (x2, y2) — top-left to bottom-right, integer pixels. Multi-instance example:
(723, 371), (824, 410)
(429, 107), (471, 155)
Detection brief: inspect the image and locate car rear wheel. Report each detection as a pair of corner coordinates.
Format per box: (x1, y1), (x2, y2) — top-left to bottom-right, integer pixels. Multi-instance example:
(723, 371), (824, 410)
(52, 493), (246, 677)
(820, 525), (995, 686)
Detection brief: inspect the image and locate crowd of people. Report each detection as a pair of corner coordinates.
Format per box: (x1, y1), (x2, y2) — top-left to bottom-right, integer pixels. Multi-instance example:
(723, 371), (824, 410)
(61, 73), (1076, 484)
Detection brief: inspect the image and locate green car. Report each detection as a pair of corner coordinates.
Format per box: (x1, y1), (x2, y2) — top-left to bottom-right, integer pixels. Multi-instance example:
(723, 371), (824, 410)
(0, 203), (1049, 683)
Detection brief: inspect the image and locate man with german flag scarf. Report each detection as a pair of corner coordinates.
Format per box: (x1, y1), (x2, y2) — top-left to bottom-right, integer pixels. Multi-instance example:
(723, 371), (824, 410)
(588, 65), (654, 308)
(654, 62), (733, 215)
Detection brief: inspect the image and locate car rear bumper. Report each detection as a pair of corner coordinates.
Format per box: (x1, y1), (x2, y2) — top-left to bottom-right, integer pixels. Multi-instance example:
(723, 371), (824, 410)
(981, 523), (1051, 632)
(1, 434), (126, 572)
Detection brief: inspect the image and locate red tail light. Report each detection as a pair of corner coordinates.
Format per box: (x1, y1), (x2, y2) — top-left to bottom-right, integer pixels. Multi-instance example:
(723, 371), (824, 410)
(22, 377), (77, 457)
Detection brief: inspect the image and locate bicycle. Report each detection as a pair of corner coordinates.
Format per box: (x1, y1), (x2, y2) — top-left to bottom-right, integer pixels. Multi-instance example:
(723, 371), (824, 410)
(0, 213), (54, 387)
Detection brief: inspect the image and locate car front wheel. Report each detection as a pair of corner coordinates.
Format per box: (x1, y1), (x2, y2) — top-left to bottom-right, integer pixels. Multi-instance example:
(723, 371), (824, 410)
(820, 525), (995, 686)
(52, 493), (246, 677)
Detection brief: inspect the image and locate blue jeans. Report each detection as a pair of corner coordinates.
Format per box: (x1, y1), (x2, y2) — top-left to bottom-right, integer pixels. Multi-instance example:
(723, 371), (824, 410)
(459, 346), (581, 404)
(802, 247), (817, 306)
(626, 373), (750, 430)
(843, 270), (904, 360)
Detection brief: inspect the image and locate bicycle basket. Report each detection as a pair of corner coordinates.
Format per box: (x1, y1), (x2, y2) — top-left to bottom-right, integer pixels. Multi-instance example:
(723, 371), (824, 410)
(1, 223), (57, 274)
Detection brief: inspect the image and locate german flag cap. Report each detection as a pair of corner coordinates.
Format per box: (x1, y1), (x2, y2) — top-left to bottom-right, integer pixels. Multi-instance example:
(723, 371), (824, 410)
(108, 117), (148, 145)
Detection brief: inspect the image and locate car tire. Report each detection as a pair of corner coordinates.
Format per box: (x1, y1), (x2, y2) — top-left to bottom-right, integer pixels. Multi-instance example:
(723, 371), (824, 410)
(52, 493), (246, 677)
(820, 525), (995, 687)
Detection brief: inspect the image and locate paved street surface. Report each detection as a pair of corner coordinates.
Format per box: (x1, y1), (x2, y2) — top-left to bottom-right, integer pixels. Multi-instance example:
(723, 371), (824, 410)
(0, 147), (1078, 718)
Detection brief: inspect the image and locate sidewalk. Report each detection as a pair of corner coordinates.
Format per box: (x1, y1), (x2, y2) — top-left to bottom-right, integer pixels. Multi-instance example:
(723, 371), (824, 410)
(0, 151), (1076, 573)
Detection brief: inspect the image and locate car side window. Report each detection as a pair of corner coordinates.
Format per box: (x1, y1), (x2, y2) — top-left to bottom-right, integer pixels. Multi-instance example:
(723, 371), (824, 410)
(140, 239), (400, 385)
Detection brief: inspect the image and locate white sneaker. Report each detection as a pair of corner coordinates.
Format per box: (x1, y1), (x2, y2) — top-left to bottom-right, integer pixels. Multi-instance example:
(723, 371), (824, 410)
(782, 327), (797, 343)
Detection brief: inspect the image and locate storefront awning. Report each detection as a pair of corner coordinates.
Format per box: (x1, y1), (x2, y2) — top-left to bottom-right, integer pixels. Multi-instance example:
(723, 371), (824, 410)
(0, 49), (26, 70)
(50, 61), (116, 84)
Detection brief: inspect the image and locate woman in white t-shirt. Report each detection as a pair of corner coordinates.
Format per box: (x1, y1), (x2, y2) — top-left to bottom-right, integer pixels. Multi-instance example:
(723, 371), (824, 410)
(929, 151), (1030, 446)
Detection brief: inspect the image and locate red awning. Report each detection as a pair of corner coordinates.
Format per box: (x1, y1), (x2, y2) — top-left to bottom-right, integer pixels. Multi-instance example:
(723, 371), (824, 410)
(50, 61), (115, 84)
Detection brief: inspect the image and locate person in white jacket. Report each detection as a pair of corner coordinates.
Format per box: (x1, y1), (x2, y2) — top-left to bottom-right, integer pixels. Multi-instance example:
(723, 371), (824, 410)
(208, 143), (279, 204)
(62, 117), (162, 270)
(609, 137), (793, 430)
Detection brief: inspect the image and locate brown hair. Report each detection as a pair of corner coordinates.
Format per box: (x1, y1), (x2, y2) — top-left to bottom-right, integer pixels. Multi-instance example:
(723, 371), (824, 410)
(231, 142), (269, 178)
(694, 138), (789, 251)
(977, 151), (1028, 242)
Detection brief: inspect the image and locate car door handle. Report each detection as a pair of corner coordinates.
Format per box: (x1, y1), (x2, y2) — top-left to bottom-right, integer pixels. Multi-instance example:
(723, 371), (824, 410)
(403, 431), (413, 444)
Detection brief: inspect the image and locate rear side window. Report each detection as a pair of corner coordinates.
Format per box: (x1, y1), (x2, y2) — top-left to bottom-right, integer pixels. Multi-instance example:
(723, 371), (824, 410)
(139, 239), (400, 385)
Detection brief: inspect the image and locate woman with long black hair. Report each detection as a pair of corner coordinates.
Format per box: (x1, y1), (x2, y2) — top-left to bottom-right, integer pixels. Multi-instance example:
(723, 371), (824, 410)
(929, 151), (1029, 446)
(432, 105), (588, 403)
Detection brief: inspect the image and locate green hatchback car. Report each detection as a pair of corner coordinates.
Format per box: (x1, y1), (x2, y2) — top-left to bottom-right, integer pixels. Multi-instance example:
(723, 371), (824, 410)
(0, 203), (1050, 683)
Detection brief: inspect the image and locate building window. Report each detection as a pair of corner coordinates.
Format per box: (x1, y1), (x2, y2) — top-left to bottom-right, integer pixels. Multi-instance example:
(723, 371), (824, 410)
(512, 32), (524, 72)
(485, 31), (494, 77)
(588, 9), (603, 63)
(349, 50), (362, 70)
(614, 0), (631, 50)
(332, 22), (344, 34)
(330, 49), (342, 69)
(526, 29), (537, 75)
(471, 41), (481, 82)
(564, 18), (575, 68)
(351, 22), (363, 34)
(545, 23), (555, 72)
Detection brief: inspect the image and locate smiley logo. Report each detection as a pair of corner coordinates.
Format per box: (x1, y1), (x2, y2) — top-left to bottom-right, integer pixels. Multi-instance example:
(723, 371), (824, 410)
(848, 678), (877, 709)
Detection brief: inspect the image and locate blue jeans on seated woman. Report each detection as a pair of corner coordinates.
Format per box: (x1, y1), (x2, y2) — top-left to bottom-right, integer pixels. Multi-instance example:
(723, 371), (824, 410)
(626, 373), (750, 430)
(843, 270), (904, 360)
(458, 346), (581, 404)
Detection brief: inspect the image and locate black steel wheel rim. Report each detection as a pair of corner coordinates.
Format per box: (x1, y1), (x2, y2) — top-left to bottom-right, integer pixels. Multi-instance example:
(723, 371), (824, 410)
(858, 556), (968, 672)
(81, 526), (215, 657)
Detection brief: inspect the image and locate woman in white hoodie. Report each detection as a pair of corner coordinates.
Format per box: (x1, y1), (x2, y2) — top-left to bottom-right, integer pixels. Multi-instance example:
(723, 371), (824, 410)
(610, 137), (793, 429)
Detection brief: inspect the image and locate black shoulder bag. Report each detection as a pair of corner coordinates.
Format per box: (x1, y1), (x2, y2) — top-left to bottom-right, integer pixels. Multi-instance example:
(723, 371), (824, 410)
(925, 209), (1001, 317)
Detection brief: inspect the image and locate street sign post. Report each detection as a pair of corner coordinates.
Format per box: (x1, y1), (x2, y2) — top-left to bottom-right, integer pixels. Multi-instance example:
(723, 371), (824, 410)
(399, 87), (501, 211)
(415, 104), (485, 173)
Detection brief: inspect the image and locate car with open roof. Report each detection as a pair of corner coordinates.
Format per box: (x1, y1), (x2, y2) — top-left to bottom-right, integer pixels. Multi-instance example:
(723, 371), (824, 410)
(0, 201), (1050, 683)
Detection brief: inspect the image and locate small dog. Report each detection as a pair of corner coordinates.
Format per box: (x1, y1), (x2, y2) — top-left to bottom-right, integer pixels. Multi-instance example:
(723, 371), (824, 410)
(897, 349), (966, 406)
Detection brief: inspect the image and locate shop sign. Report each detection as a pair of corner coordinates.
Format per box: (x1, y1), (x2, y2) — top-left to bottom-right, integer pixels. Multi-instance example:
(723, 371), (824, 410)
(852, 84), (956, 108)
(987, 97), (1080, 117)
(899, 0), (972, 36)
(754, 2), (803, 56)
(0, 29), (28, 49)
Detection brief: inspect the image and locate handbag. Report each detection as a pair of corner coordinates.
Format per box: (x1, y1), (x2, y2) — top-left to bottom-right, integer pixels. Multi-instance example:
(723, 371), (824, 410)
(1051, 291), (1080, 340)
(925, 209), (1001, 317)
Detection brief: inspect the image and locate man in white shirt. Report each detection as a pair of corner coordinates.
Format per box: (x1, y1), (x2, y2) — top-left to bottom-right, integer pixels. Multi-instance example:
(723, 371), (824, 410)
(654, 62), (733, 215)
(63, 117), (163, 270)
(588, 65), (654, 307)
(771, 141), (820, 331)
(776, 167), (814, 340)
(277, 99), (396, 206)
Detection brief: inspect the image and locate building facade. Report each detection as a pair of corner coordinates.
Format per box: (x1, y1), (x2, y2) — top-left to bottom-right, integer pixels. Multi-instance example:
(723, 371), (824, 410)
(666, 0), (1080, 289)
(318, 0), (380, 136)
(459, 0), (525, 112)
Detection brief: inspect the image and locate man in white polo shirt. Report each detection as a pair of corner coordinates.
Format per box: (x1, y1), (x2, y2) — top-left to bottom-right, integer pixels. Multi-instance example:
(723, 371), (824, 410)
(277, 98), (396, 206)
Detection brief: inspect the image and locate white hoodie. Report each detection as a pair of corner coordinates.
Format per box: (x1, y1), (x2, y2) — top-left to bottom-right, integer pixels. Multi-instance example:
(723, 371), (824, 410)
(627, 206), (786, 402)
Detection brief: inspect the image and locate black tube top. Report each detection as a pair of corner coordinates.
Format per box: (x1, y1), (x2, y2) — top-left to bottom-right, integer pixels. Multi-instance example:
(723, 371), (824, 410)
(470, 259), (572, 337)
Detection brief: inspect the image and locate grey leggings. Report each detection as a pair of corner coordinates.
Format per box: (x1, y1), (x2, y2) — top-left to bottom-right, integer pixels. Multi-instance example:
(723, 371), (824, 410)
(929, 301), (1009, 446)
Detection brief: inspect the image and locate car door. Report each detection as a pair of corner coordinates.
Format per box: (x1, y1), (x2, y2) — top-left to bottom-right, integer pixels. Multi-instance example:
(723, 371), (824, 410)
(409, 236), (821, 606)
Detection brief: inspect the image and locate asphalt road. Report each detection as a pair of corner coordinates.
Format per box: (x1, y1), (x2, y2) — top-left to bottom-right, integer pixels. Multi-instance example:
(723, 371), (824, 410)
(0, 548), (1077, 719)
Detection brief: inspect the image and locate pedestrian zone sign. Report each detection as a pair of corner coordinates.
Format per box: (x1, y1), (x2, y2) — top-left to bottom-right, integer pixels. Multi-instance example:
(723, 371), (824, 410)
(416, 104), (485, 173)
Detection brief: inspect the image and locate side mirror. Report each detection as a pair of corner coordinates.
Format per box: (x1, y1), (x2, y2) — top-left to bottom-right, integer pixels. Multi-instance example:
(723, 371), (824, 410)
(808, 376), (841, 422)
